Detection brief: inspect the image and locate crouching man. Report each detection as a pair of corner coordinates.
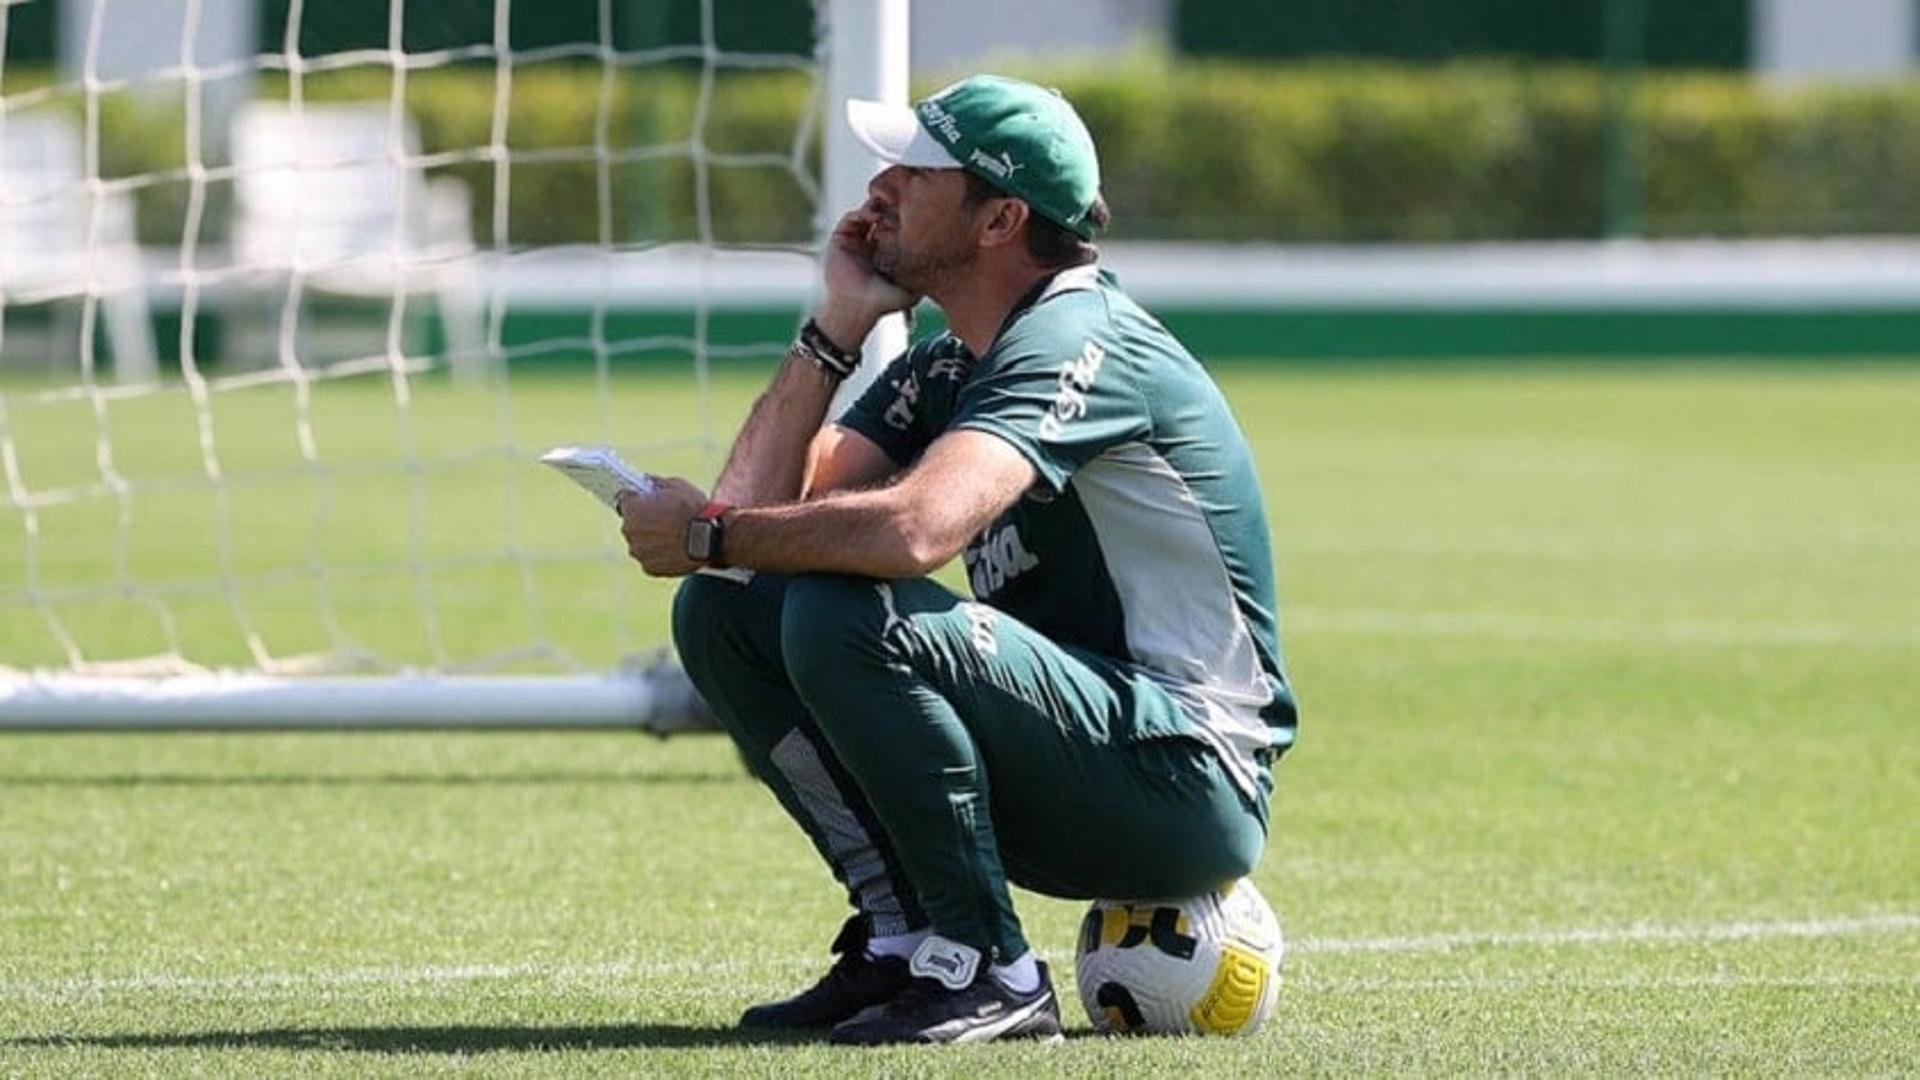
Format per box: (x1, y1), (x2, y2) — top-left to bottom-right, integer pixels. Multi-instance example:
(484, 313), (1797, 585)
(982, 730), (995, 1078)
(619, 74), (1298, 1045)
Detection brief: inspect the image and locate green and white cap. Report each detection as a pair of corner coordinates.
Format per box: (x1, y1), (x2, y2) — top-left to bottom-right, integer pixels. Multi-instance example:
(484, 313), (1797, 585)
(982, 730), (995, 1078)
(846, 74), (1104, 240)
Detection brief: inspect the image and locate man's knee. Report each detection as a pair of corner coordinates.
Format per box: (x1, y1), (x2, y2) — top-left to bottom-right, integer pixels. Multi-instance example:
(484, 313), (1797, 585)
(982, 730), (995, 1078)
(1216, 823), (1264, 885)
(671, 573), (722, 657)
(777, 573), (895, 699)
(670, 572), (767, 687)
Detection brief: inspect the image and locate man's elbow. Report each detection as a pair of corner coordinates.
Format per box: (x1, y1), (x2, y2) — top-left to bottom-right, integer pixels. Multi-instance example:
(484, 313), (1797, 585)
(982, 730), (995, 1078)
(884, 515), (963, 578)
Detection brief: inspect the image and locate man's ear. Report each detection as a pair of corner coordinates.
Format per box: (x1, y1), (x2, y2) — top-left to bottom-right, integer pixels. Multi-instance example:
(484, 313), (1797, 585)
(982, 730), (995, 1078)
(976, 197), (1029, 251)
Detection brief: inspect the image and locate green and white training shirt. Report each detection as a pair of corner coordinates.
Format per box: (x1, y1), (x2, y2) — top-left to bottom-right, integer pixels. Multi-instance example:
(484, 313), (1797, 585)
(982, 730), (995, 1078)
(839, 265), (1297, 800)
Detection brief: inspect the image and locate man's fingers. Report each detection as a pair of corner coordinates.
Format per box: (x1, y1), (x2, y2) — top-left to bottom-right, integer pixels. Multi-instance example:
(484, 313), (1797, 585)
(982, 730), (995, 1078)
(614, 476), (705, 577)
(836, 208), (883, 246)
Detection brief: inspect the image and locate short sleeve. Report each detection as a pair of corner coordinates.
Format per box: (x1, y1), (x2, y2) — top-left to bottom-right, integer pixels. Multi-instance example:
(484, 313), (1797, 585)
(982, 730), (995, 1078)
(835, 345), (934, 467)
(951, 333), (1146, 492)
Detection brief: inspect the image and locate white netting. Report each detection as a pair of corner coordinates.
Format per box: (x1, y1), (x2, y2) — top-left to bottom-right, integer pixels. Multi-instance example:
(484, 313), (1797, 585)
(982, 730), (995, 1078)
(0, 0), (836, 698)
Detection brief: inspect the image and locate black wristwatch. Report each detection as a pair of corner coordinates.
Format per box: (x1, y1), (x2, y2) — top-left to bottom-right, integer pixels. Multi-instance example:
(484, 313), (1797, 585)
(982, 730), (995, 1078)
(686, 501), (732, 567)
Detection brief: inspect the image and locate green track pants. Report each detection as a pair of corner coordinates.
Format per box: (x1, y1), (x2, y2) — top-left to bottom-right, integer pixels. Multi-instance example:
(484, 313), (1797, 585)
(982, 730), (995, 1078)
(672, 571), (1268, 963)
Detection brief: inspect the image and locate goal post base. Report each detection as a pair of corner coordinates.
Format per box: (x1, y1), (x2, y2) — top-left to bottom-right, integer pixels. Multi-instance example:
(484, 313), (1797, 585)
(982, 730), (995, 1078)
(0, 670), (720, 735)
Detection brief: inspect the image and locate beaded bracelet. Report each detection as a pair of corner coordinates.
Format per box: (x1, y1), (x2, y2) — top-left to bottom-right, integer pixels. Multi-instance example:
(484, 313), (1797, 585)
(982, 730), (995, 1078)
(796, 318), (861, 379)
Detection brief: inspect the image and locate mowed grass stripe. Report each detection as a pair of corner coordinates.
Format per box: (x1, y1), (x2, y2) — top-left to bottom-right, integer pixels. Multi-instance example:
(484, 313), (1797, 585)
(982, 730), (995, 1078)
(10, 911), (1914, 1001)
(1304, 974), (1920, 992)
(7, 363), (1918, 666)
(1298, 911), (1920, 954)
(1289, 605), (1920, 647)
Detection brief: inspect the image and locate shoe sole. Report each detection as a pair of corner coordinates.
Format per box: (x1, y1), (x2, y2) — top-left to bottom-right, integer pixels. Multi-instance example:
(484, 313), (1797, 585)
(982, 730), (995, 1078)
(936, 996), (1065, 1046)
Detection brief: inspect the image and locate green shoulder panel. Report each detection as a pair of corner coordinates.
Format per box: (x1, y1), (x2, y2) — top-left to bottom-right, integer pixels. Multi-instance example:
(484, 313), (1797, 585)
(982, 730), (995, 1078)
(951, 271), (1149, 491)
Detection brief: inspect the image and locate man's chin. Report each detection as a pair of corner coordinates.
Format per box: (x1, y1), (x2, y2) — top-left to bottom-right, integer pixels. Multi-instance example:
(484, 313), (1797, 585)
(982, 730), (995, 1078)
(874, 260), (923, 294)
(881, 253), (972, 297)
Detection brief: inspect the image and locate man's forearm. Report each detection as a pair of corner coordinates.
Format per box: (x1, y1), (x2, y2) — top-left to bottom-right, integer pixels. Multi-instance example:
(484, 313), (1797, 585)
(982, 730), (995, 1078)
(710, 308), (876, 507)
(703, 431), (1033, 582)
(710, 345), (844, 507)
(725, 486), (935, 579)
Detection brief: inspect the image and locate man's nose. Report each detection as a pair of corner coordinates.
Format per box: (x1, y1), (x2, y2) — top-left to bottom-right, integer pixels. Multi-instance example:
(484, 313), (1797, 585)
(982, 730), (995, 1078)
(866, 165), (904, 207)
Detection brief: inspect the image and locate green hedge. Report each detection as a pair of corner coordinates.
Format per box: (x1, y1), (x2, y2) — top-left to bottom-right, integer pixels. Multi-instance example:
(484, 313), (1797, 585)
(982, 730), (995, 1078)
(42, 61), (1920, 244)
(1060, 61), (1920, 240)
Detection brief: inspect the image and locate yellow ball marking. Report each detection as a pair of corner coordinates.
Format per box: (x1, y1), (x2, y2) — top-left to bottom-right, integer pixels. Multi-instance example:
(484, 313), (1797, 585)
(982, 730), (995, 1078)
(1187, 943), (1269, 1036)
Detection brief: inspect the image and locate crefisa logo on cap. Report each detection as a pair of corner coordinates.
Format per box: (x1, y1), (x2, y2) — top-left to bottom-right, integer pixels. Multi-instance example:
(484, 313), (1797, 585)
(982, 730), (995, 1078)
(920, 100), (963, 144)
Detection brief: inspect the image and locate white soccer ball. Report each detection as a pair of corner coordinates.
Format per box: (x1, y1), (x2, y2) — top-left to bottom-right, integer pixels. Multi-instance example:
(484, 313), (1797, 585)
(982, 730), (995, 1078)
(1073, 878), (1284, 1036)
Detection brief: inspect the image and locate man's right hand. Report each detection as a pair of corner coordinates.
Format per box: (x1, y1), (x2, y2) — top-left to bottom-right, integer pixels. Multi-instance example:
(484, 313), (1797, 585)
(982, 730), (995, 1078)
(814, 206), (918, 351)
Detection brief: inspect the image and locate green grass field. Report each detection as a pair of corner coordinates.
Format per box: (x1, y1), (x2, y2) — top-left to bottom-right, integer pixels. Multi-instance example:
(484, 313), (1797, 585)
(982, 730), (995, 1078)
(3, 361), (1916, 1074)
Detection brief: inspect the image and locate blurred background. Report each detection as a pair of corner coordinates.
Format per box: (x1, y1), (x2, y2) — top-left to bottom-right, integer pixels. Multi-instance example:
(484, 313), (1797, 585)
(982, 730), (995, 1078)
(2, 0), (1917, 374)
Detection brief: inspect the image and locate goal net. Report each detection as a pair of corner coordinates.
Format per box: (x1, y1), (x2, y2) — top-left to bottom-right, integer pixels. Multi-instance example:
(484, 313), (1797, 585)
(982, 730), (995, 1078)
(0, 0), (905, 730)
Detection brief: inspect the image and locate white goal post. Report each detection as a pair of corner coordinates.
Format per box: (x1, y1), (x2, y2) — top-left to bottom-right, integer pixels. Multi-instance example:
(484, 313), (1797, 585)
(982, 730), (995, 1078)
(0, 0), (909, 732)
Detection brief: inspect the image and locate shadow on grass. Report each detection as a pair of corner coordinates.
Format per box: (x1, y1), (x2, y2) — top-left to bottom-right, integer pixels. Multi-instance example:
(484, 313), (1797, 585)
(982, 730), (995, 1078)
(8, 1022), (817, 1053)
(0, 770), (745, 788)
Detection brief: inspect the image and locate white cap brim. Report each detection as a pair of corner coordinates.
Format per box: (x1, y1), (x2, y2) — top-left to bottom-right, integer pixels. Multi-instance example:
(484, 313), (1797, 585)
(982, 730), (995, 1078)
(846, 99), (963, 169)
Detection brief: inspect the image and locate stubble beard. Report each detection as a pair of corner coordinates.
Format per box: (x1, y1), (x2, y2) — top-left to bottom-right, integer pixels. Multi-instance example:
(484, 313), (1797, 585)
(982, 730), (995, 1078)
(873, 228), (976, 297)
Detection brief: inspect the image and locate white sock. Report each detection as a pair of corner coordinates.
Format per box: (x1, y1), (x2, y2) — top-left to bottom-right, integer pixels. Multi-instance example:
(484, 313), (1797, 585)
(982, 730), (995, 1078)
(865, 928), (929, 961)
(990, 951), (1040, 993)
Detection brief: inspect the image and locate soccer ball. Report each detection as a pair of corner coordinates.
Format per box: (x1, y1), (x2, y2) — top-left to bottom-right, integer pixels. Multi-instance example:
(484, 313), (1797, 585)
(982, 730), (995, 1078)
(1073, 879), (1284, 1036)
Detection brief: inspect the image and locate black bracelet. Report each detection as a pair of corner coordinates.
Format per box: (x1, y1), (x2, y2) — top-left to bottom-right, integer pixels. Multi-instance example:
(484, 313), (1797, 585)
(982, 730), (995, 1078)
(797, 318), (861, 379)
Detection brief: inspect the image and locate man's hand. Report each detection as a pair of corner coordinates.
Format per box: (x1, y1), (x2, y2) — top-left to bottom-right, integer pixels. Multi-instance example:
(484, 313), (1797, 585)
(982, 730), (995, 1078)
(617, 477), (707, 577)
(815, 205), (917, 349)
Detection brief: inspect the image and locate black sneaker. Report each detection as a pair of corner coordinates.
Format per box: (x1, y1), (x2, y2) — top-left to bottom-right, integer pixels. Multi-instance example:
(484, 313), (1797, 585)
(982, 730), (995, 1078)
(739, 915), (914, 1030)
(829, 960), (1065, 1046)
